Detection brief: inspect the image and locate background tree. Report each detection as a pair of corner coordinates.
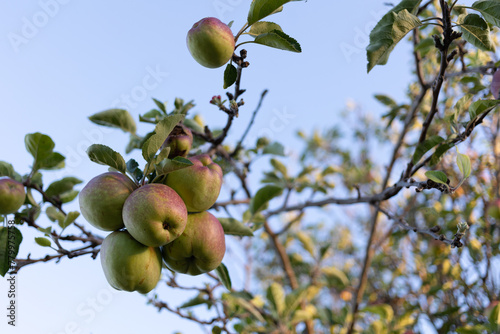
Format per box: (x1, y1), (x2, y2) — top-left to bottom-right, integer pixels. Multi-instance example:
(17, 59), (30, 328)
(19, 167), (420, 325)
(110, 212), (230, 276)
(1, 0), (500, 333)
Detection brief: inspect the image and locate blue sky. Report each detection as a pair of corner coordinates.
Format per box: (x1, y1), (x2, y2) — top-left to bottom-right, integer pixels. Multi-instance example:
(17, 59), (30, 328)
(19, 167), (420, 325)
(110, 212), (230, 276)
(0, 1), (475, 333)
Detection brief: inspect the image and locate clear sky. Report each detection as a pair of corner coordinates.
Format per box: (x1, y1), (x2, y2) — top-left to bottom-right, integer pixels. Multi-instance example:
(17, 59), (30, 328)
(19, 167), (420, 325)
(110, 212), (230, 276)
(0, 1), (475, 333)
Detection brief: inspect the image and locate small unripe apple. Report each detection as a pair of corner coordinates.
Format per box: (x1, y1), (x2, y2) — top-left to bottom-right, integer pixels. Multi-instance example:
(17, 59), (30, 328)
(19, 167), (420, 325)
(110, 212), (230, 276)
(0, 178), (25, 215)
(79, 172), (137, 231)
(161, 211), (226, 275)
(123, 183), (188, 247)
(161, 124), (193, 158)
(164, 154), (223, 212)
(187, 17), (235, 68)
(100, 230), (162, 294)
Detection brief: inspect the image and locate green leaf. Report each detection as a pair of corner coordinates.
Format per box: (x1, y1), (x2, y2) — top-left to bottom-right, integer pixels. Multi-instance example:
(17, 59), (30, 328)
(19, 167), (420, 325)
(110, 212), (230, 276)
(59, 190), (80, 204)
(488, 302), (500, 325)
(456, 327), (488, 334)
(39, 152), (65, 170)
(425, 170), (448, 185)
(223, 63), (237, 89)
(152, 98), (167, 113)
(283, 287), (308, 318)
(88, 109), (137, 134)
(218, 218), (254, 236)
(454, 94), (474, 120)
(155, 148), (171, 168)
(457, 153), (472, 178)
(38, 226), (52, 236)
(155, 157), (193, 176)
(253, 30), (302, 52)
(126, 159), (140, 173)
(0, 226), (22, 277)
(142, 114), (185, 163)
(471, 1), (500, 28)
(125, 134), (143, 154)
(367, 3), (422, 72)
(457, 14), (495, 51)
(60, 211), (80, 229)
(126, 159), (143, 182)
(141, 109), (163, 121)
(179, 293), (209, 309)
(267, 282), (285, 317)
(46, 206), (65, 223)
(430, 142), (455, 166)
(247, 0), (299, 25)
(322, 266), (349, 289)
(0, 161), (21, 181)
(248, 21), (283, 36)
(374, 94), (397, 107)
(362, 304), (394, 323)
(270, 158), (287, 176)
(86, 144), (127, 174)
(231, 297), (265, 323)
(35, 237), (52, 247)
(45, 177), (82, 198)
(215, 263), (232, 290)
(249, 185), (283, 215)
(25, 132), (56, 171)
(468, 99), (500, 119)
(412, 135), (445, 164)
(263, 142), (285, 156)
(296, 231), (315, 256)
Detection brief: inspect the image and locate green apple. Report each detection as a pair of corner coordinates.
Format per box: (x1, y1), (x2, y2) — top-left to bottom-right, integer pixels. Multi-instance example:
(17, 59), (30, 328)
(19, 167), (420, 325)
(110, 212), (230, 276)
(123, 183), (188, 247)
(0, 178), (25, 215)
(164, 154), (223, 212)
(79, 172), (137, 231)
(161, 124), (193, 158)
(100, 230), (162, 293)
(187, 17), (235, 68)
(161, 211), (225, 275)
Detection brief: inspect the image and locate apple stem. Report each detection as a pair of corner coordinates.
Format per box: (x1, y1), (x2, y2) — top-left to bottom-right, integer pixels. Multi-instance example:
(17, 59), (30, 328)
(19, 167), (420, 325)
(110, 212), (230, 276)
(235, 41), (255, 50)
(234, 23), (249, 44)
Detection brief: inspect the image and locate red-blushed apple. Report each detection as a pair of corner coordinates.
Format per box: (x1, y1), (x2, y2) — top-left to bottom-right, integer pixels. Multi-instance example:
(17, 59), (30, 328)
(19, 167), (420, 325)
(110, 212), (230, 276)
(164, 154), (223, 212)
(187, 17), (235, 68)
(122, 183), (188, 247)
(0, 178), (25, 215)
(161, 124), (193, 158)
(79, 172), (137, 231)
(161, 211), (225, 275)
(100, 230), (162, 294)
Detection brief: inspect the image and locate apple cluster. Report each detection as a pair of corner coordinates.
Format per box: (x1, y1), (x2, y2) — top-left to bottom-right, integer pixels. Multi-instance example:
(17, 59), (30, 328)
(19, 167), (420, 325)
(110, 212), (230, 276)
(79, 127), (226, 294)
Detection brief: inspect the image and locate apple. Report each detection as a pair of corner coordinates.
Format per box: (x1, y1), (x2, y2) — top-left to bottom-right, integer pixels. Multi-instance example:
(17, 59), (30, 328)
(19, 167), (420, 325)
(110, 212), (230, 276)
(161, 211), (225, 275)
(164, 154), (223, 212)
(100, 230), (162, 294)
(0, 178), (25, 215)
(161, 124), (193, 158)
(187, 17), (235, 68)
(79, 172), (137, 231)
(122, 183), (188, 247)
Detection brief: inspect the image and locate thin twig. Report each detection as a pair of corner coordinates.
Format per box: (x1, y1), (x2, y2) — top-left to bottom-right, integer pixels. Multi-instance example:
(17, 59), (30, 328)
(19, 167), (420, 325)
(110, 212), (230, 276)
(231, 89), (269, 157)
